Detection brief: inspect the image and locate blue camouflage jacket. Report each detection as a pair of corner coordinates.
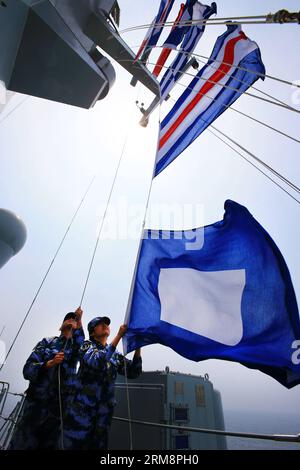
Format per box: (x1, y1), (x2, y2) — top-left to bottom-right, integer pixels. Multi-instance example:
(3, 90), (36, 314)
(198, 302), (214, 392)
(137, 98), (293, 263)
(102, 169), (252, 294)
(23, 328), (85, 403)
(75, 339), (142, 408)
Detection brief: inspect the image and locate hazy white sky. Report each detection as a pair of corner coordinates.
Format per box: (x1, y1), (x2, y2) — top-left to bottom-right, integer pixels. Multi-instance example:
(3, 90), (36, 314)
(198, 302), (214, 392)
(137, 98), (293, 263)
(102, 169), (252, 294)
(0, 0), (299, 427)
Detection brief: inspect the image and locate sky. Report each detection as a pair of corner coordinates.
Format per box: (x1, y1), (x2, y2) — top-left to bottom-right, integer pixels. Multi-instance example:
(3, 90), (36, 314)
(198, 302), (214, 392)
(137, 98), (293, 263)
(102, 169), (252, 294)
(0, 0), (299, 439)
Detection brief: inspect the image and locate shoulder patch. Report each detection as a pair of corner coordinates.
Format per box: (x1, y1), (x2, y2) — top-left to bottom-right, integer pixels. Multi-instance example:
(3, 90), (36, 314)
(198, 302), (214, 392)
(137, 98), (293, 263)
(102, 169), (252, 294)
(81, 341), (92, 351)
(45, 336), (58, 344)
(33, 337), (57, 351)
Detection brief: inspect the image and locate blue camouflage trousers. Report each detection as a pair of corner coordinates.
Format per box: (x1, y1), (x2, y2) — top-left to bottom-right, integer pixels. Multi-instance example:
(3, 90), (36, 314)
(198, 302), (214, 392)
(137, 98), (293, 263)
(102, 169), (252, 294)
(9, 398), (60, 450)
(63, 398), (115, 450)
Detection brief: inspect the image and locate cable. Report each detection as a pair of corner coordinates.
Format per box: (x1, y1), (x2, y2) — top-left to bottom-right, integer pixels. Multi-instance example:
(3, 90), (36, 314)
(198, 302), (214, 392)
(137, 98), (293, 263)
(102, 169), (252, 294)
(79, 137), (128, 307)
(120, 55), (299, 115)
(57, 333), (73, 451)
(208, 127), (300, 205)
(145, 61), (299, 113)
(135, 59), (300, 145)
(194, 55), (299, 114)
(57, 364), (64, 450)
(122, 354), (133, 451)
(191, 50), (300, 91)
(113, 416), (300, 444)
(168, 93), (300, 203)
(123, 104), (162, 326)
(186, 50), (300, 90)
(170, 72), (300, 145)
(0, 176), (96, 372)
(131, 44), (300, 90)
(211, 125), (300, 194)
(172, 77), (300, 145)
(121, 104), (162, 449)
(119, 11), (300, 34)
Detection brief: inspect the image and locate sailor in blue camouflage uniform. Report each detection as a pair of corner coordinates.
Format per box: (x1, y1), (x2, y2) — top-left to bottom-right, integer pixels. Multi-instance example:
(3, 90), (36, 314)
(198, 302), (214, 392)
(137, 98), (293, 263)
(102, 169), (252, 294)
(9, 308), (85, 450)
(63, 317), (142, 450)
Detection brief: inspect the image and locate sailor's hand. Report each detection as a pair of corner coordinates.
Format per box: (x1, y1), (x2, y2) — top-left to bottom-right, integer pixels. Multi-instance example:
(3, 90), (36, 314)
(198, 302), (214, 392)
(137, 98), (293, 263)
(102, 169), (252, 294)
(75, 307), (83, 318)
(46, 352), (64, 368)
(75, 307), (83, 328)
(117, 324), (128, 338)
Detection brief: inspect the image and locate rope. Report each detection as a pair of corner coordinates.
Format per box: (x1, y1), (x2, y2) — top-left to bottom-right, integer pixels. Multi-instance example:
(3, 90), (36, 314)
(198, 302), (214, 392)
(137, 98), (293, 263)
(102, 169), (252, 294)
(57, 364), (64, 450)
(165, 93), (300, 204)
(0, 176), (96, 372)
(119, 10), (300, 34)
(0, 412), (16, 435)
(145, 61), (299, 114)
(79, 136), (128, 307)
(113, 417), (300, 444)
(122, 353), (133, 451)
(173, 73), (300, 145)
(121, 103), (162, 450)
(208, 127), (300, 205)
(211, 125), (300, 194)
(139, 60), (300, 146)
(131, 44), (300, 90)
(191, 51), (300, 90)
(123, 104), (162, 326)
(194, 55), (300, 114)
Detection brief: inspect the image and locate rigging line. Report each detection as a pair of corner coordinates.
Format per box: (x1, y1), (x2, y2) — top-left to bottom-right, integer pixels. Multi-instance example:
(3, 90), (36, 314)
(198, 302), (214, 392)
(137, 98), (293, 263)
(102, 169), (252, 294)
(0, 410), (16, 435)
(122, 355), (133, 451)
(0, 97), (29, 126)
(113, 417), (300, 443)
(194, 55), (299, 112)
(146, 61), (300, 145)
(131, 44), (300, 90)
(226, 106), (300, 145)
(169, 95), (300, 198)
(122, 87), (160, 454)
(123, 104), (163, 329)
(121, 104), (163, 453)
(120, 16), (268, 34)
(119, 13), (300, 34)
(119, 56), (297, 113)
(189, 50), (300, 90)
(211, 125), (300, 194)
(172, 79), (300, 145)
(208, 127), (300, 205)
(0, 176), (96, 373)
(57, 333), (73, 452)
(58, 364), (65, 451)
(79, 135), (128, 307)
(145, 60), (298, 113)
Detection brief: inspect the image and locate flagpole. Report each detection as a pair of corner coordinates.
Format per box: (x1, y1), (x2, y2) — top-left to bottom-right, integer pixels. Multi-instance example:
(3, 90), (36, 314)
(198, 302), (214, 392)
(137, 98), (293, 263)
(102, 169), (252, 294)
(123, 105), (162, 353)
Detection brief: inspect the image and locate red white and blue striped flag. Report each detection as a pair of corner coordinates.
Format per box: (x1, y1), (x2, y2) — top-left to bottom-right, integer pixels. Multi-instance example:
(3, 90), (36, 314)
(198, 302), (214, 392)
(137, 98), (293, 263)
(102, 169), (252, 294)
(159, 2), (217, 102)
(155, 24), (266, 177)
(163, 0), (198, 49)
(134, 0), (175, 63)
